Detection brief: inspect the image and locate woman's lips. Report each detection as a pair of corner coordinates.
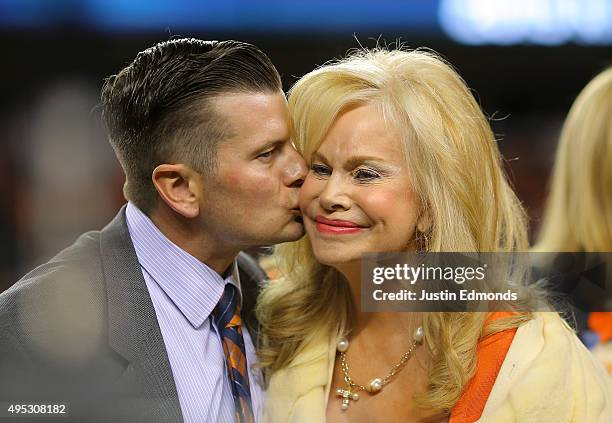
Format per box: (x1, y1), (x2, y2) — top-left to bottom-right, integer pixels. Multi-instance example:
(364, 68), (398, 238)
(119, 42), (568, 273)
(314, 215), (366, 235)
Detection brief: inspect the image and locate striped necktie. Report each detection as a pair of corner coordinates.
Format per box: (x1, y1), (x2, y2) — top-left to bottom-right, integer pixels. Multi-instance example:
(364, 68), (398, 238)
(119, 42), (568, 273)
(211, 283), (255, 423)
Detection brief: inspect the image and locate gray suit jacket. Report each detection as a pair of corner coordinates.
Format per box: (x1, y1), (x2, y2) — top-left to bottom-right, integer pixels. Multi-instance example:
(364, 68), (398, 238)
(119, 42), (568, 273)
(0, 206), (265, 422)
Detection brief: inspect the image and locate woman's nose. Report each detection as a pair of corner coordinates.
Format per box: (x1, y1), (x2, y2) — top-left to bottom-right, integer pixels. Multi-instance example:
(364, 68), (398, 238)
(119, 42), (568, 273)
(318, 175), (351, 211)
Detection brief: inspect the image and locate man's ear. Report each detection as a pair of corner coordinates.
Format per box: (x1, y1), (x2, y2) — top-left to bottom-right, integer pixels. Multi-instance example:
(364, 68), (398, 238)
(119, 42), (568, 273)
(152, 164), (202, 219)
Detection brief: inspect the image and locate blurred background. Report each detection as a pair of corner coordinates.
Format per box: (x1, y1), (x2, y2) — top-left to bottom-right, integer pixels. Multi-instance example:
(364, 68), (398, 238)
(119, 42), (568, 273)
(1, 0), (611, 292)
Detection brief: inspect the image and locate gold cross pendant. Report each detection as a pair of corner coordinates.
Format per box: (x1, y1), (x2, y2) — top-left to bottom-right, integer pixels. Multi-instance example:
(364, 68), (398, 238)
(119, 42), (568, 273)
(336, 387), (360, 411)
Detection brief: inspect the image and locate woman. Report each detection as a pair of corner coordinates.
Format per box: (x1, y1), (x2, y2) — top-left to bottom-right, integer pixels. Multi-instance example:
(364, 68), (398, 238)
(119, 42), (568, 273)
(534, 67), (612, 371)
(257, 49), (611, 422)
(536, 67), (612, 254)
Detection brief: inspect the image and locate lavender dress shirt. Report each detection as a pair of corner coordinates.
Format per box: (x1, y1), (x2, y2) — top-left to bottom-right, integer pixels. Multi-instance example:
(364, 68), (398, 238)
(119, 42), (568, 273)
(125, 203), (264, 423)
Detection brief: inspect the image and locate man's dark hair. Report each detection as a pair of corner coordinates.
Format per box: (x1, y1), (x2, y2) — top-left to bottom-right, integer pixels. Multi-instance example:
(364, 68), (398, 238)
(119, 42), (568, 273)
(100, 38), (282, 212)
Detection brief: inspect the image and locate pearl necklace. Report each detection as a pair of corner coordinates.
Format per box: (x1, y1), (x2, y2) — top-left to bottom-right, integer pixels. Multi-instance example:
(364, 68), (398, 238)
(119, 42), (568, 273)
(335, 326), (424, 411)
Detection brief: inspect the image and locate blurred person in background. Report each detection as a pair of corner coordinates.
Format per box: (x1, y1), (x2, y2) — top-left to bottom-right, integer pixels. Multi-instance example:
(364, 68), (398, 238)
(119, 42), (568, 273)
(17, 81), (121, 270)
(535, 67), (612, 374)
(0, 38), (307, 423)
(257, 48), (612, 422)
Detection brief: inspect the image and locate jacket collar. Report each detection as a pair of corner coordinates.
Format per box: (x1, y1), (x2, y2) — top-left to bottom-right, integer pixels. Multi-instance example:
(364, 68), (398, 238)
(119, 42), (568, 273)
(265, 330), (337, 422)
(99, 205), (183, 422)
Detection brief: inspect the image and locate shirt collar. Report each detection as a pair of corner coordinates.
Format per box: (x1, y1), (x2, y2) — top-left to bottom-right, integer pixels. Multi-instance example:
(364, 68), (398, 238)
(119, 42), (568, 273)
(125, 202), (241, 329)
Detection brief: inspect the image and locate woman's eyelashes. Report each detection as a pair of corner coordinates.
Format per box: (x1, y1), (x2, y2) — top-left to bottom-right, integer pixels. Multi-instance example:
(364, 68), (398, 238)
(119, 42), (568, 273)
(352, 168), (381, 182)
(311, 163), (332, 177)
(310, 162), (383, 182)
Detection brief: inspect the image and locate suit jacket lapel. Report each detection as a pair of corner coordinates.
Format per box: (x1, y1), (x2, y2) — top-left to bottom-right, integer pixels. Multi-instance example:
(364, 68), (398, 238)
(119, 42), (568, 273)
(99, 205), (183, 422)
(236, 251), (266, 343)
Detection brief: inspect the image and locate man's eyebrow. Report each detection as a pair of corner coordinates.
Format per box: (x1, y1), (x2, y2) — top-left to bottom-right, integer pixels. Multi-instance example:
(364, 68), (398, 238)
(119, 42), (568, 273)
(256, 139), (287, 151)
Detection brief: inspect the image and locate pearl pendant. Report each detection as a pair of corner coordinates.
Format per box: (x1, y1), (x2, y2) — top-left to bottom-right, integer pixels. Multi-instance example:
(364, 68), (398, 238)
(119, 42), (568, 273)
(367, 377), (383, 393)
(337, 338), (349, 352)
(336, 388), (359, 411)
(413, 326), (424, 343)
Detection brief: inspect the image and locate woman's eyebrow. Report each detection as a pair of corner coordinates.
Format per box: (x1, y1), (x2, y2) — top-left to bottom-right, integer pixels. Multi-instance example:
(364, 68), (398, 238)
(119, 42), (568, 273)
(311, 151), (330, 164)
(343, 155), (386, 168)
(311, 152), (391, 169)
(312, 151), (385, 166)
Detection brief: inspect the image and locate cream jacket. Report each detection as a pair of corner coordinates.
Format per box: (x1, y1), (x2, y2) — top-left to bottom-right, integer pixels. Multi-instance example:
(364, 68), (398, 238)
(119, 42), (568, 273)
(263, 312), (612, 422)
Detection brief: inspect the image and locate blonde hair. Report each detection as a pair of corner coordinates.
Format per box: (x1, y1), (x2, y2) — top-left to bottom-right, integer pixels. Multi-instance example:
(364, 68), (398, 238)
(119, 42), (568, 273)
(536, 67), (612, 252)
(256, 48), (531, 411)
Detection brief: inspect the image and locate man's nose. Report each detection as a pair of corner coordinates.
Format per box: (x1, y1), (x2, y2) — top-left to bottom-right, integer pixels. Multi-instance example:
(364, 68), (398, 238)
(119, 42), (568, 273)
(284, 149), (308, 188)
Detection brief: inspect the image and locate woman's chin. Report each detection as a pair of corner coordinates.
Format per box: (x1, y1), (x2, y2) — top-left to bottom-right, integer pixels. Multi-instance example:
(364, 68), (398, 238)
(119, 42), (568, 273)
(312, 252), (361, 269)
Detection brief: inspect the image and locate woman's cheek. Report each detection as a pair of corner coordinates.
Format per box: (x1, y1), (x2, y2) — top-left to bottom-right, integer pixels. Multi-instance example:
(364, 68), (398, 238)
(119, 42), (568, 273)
(358, 191), (396, 217)
(298, 175), (321, 209)
(359, 188), (419, 228)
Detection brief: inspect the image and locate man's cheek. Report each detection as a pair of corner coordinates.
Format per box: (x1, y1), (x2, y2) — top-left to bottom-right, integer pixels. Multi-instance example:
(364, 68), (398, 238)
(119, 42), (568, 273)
(247, 174), (277, 197)
(224, 171), (243, 187)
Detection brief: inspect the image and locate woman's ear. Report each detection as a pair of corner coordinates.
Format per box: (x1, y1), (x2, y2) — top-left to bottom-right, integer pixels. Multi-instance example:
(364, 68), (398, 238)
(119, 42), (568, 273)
(416, 208), (432, 234)
(152, 164), (202, 219)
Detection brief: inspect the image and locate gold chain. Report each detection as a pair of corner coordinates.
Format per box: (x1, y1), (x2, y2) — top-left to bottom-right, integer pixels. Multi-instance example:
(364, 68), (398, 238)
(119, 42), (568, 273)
(339, 337), (419, 393)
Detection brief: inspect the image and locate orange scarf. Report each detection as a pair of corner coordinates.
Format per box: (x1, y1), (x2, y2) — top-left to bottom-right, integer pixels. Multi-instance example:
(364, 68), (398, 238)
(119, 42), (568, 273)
(449, 312), (518, 423)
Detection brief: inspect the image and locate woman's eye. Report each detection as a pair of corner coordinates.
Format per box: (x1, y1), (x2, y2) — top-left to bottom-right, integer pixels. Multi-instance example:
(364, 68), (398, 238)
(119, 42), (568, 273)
(353, 168), (381, 181)
(311, 163), (331, 177)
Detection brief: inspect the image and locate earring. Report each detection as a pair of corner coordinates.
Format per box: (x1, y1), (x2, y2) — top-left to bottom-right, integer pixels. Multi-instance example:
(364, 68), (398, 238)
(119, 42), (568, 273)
(418, 231), (430, 253)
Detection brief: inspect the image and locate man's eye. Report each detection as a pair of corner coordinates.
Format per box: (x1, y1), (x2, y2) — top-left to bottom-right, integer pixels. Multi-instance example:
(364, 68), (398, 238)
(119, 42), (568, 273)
(257, 150), (274, 160)
(353, 168), (381, 181)
(311, 163), (331, 177)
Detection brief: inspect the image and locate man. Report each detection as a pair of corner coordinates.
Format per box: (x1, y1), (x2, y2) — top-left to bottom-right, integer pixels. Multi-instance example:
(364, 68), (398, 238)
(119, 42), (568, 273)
(0, 38), (306, 423)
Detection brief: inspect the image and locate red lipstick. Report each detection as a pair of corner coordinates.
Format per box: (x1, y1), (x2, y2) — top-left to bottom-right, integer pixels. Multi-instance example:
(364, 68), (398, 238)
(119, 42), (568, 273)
(314, 215), (365, 235)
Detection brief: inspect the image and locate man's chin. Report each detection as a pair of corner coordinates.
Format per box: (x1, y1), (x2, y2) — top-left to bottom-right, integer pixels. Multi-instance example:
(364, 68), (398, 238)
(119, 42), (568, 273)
(274, 221), (306, 244)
